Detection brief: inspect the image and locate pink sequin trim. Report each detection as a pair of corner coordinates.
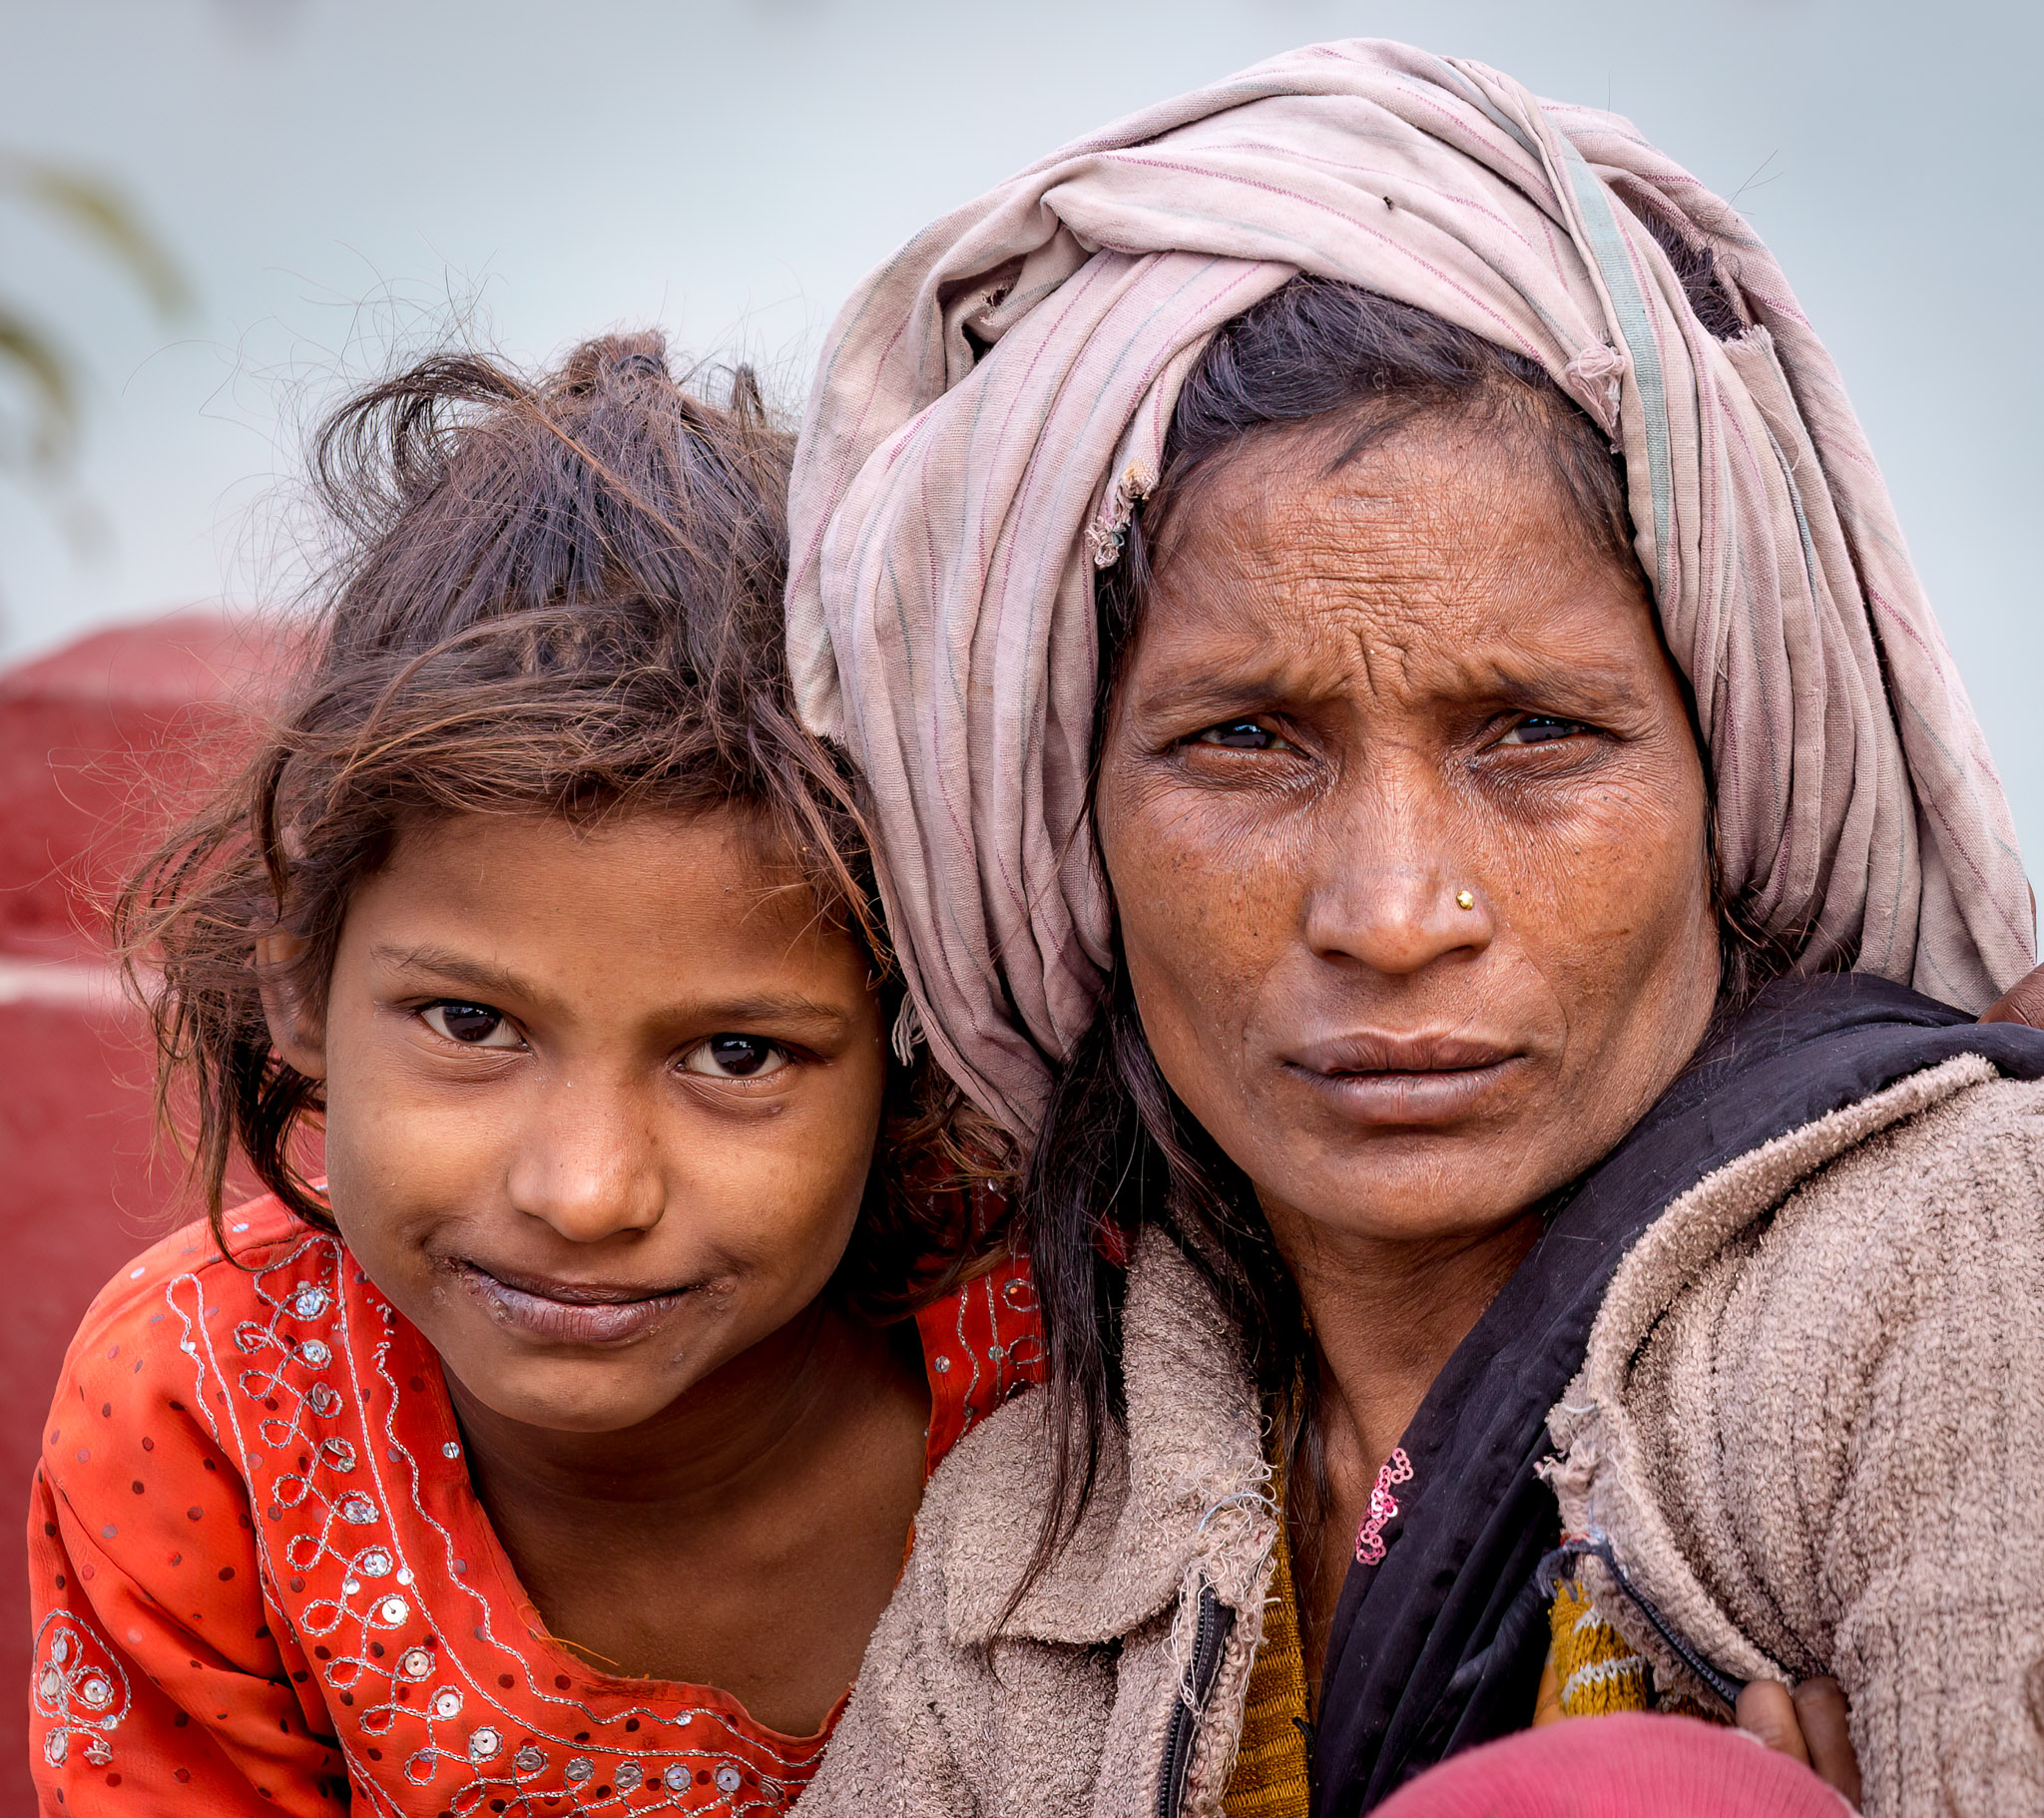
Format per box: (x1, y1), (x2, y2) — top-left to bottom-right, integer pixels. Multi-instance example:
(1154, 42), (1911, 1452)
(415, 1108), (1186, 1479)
(1354, 1447), (1414, 1566)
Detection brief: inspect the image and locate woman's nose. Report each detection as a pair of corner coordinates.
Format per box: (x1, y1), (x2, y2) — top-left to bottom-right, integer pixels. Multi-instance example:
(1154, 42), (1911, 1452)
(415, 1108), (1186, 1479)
(1299, 798), (1494, 977)
(504, 1081), (665, 1242)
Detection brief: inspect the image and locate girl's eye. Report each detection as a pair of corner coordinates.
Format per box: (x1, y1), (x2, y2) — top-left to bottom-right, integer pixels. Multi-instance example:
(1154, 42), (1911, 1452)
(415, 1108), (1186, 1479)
(1192, 719), (1286, 750)
(420, 1002), (522, 1048)
(1497, 714), (1590, 746)
(681, 1035), (789, 1080)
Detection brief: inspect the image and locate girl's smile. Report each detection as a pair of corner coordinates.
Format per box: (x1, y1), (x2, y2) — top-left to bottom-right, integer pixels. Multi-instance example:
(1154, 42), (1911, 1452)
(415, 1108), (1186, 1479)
(446, 1255), (710, 1347)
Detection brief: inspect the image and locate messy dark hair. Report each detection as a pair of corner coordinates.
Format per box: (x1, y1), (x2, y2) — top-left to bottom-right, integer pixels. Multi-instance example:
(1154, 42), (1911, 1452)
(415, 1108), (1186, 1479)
(1019, 271), (1778, 1601)
(116, 332), (1002, 1314)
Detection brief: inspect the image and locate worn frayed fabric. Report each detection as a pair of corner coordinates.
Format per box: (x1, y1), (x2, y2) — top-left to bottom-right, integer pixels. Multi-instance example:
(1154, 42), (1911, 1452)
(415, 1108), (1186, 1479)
(786, 37), (2033, 1135)
(1544, 1056), (2044, 1812)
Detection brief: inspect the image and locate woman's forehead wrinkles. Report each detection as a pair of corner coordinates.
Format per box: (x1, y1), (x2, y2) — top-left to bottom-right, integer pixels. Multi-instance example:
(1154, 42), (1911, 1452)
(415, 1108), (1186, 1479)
(1133, 571), (1653, 719)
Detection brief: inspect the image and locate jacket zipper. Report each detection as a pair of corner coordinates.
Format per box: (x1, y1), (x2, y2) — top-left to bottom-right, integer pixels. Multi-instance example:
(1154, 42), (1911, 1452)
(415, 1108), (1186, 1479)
(1156, 1581), (1235, 1818)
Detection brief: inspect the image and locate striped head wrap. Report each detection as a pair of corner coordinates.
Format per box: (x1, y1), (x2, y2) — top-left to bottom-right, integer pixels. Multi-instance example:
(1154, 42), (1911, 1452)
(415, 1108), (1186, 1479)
(786, 38), (2032, 1136)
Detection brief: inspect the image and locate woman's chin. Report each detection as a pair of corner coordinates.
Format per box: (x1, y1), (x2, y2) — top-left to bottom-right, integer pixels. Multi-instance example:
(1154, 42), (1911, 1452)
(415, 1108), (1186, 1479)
(1264, 1151), (1553, 1250)
(1244, 1089), (1572, 1247)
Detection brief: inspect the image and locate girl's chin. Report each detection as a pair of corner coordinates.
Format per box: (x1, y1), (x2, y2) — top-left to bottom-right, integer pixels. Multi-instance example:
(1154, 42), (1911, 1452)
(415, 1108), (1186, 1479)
(452, 1361), (695, 1437)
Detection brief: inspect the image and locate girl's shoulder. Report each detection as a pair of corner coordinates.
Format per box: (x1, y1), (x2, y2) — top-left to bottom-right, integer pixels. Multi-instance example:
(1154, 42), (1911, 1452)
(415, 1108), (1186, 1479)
(32, 1198), (348, 1803)
(53, 1195), (338, 1459)
(51, 1194), (321, 1453)
(69, 1189), (308, 1325)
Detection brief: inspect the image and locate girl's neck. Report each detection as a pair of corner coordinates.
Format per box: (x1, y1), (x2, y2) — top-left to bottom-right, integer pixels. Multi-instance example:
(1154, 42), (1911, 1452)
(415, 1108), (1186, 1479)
(441, 1298), (932, 1730)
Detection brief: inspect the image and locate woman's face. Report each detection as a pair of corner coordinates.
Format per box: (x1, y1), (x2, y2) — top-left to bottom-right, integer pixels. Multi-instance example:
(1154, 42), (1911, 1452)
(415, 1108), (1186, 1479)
(1094, 413), (1721, 1254)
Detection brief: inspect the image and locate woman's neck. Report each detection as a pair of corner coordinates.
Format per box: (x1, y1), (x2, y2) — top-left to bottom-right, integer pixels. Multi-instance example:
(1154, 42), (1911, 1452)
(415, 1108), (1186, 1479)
(1281, 1211), (1543, 1471)
(1268, 1202), (1545, 1694)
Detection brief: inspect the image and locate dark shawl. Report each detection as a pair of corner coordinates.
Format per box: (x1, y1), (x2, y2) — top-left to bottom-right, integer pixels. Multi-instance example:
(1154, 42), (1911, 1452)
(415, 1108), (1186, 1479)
(1310, 971), (2044, 1814)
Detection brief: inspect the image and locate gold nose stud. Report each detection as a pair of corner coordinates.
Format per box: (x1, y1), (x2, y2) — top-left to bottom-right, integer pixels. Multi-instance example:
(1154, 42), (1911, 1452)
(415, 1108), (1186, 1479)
(1455, 890), (1476, 912)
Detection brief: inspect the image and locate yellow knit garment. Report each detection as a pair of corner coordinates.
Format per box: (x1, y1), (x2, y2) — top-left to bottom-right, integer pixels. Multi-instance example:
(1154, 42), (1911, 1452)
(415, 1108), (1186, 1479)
(1545, 1579), (1653, 1716)
(1220, 1515), (1673, 1810)
(1222, 1495), (1312, 1818)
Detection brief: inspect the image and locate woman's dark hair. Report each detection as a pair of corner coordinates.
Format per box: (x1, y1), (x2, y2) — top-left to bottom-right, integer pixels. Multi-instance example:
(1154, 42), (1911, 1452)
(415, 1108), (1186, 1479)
(1019, 270), (1775, 1600)
(117, 331), (1001, 1315)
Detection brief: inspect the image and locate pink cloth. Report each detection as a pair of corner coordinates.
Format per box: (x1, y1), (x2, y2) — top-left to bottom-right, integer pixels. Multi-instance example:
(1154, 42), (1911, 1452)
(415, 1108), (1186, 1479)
(1371, 1714), (1851, 1817)
(786, 38), (2034, 1136)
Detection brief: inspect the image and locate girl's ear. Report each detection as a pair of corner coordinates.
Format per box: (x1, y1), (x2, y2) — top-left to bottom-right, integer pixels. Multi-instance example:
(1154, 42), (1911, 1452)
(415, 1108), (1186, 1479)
(254, 930), (328, 1082)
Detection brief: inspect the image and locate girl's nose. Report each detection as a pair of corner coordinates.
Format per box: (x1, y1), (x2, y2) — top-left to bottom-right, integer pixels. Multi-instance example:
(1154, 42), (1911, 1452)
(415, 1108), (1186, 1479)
(504, 1083), (665, 1242)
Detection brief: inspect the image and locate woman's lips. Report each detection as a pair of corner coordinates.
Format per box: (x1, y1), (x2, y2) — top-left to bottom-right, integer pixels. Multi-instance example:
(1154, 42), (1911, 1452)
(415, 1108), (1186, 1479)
(1284, 1031), (1522, 1126)
(452, 1261), (690, 1346)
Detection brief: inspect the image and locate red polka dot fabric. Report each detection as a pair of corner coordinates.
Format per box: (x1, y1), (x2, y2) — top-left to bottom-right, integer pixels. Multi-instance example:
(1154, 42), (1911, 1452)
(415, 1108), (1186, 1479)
(29, 1196), (1042, 1814)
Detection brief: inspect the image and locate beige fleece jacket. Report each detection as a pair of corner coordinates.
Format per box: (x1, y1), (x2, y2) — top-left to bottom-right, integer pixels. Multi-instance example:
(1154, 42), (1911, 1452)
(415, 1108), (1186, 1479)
(1547, 1057), (2044, 1815)
(795, 1229), (1277, 1818)
(802, 1058), (2044, 1816)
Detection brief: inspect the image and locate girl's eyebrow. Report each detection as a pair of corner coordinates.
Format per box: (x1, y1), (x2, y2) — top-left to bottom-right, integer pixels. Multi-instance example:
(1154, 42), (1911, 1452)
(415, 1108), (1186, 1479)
(373, 944), (532, 1003)
(369, 943), (853, 1032)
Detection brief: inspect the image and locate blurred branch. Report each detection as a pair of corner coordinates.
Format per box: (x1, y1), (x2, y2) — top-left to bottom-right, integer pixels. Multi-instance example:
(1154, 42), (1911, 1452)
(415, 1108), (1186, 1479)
(0, 300), (79, 472)
(0, 149), (193, 588)
(0, 154), (194, 322)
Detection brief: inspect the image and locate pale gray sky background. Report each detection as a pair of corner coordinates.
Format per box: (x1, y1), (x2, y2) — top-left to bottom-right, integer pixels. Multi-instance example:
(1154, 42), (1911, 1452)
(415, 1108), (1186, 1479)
(5, 0), (2040, 858)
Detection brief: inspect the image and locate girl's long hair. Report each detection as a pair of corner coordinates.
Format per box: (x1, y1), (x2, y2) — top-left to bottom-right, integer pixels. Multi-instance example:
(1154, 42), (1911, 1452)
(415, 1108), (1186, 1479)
(116, 333), (1004, 1314)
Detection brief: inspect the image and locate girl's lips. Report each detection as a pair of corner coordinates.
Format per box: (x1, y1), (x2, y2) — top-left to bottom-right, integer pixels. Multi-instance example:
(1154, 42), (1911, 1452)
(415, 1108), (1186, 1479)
(453, 1262), (689, 1346)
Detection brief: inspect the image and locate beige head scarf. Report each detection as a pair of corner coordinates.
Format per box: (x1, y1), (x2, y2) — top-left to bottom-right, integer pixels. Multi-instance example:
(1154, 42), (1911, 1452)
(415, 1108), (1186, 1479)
(787, 38), (2033, 1136)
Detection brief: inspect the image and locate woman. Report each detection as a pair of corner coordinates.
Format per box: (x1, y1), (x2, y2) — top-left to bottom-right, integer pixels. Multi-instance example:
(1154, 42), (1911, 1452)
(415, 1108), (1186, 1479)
(782, 39), (2044, 1818)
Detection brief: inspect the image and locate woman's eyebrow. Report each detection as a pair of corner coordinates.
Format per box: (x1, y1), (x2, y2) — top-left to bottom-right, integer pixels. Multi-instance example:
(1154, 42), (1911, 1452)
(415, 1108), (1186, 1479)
(1446, 649), (1651, 714)
(1128, 645), (1648, 719)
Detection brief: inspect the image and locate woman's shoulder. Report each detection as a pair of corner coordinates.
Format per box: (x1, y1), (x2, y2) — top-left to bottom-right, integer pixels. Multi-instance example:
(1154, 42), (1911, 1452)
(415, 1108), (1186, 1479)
(1808, 1058), (2044, 1204)
(1549, 1055), (2044, 1778)
(1727, 1057), (2044, 1347)
(1732, 1056), (2044, 1301)
(1589, 1054), (2041, 1351)
(910, 1228), (1271, 1652)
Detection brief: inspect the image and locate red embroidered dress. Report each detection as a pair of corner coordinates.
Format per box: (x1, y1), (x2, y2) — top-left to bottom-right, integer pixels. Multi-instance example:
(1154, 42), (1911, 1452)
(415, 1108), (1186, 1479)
(28, 1197), (1042, 1816)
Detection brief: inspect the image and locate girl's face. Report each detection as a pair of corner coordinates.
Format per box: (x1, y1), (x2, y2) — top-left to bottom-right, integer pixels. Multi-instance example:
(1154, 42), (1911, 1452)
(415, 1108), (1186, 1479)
(263, 809), (888, 1435)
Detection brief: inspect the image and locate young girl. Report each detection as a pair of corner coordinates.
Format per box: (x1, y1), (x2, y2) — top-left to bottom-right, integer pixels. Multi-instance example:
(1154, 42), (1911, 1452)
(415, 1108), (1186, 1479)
(28, 337), (1038, 1815)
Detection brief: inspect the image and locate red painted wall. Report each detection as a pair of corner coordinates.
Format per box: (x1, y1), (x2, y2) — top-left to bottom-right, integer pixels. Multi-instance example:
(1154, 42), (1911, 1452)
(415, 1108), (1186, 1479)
(1, 615), (285, 1813)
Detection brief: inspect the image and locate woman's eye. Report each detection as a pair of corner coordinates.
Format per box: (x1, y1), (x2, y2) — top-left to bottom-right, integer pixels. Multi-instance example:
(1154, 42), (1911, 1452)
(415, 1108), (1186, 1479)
(420, 1002), (522, 1048)
(682, 1035), (789, 1080)
(1497, 715), (1590, 746)
(1192, 719), (1285, 750)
